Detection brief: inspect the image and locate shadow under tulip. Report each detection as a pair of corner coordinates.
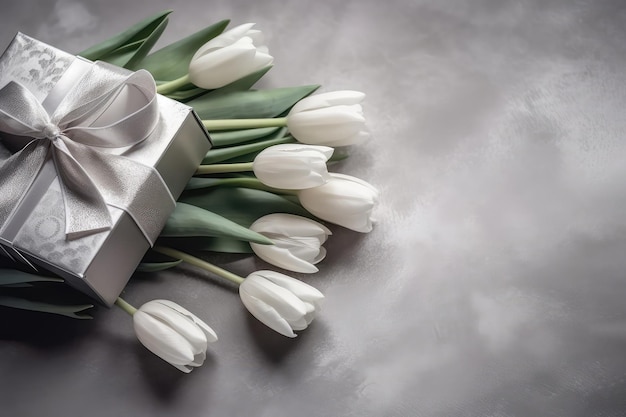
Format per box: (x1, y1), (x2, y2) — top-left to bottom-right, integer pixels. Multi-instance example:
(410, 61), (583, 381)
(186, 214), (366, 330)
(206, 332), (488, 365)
(243, 310), (323, 365)
(136, 341), (218, 402)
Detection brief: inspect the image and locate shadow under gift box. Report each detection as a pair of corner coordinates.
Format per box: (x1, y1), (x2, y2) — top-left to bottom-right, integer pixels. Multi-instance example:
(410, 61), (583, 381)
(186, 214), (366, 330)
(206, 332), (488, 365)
(0, 33), (211, 306)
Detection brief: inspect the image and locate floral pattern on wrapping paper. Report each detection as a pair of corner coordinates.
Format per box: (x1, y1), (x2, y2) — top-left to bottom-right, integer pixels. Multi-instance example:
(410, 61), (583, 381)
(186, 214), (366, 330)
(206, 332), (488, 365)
(14, 180), (106, 275)
(0, 33), (73, 96)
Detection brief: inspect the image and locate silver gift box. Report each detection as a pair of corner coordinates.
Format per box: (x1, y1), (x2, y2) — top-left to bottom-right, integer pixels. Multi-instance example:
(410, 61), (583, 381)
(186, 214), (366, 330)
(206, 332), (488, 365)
(0, 33), (211, 305)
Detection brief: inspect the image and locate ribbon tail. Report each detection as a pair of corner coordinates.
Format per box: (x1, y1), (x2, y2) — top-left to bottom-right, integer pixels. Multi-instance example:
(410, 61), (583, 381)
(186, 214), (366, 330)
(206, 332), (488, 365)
(59, 137), (174, 245)
(51, 138), (112, 239)
(0, 140), (48, 229)
(95, 153), (175, 246)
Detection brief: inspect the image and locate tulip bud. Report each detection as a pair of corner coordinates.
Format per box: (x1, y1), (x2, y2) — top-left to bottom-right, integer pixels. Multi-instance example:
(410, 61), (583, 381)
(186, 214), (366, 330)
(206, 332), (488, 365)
(189, 23), (273, 89)
(286, 90), (369, 146)
(249, 213), (331, 273)
(298, 173), (378, 233)
(252, 144), (333, 189)
(239, 270), (324, 338)
(133, 299), (218, 373)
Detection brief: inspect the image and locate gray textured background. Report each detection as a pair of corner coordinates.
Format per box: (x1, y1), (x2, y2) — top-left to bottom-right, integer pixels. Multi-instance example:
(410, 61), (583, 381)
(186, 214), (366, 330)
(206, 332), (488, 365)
(1, 0), (626, 416)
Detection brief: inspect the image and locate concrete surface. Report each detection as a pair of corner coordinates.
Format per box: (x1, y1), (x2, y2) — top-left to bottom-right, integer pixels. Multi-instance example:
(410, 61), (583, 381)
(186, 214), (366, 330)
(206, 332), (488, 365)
(1, 1), (626, 416)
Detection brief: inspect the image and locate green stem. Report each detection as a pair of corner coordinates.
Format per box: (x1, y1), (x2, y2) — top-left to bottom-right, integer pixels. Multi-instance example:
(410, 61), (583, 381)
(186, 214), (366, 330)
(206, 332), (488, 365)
(187, 176), (299, 195)
(196, 162), (253, 175)
(115, 297), (138, 316)
(203, 117), (287, 131)
(157, 74), (191, 95)
(153, 246), (245, 286)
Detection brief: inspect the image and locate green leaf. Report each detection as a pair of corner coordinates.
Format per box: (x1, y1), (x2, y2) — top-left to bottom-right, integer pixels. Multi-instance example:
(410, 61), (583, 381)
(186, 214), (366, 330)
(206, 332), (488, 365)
(0, 269), (63, 286)
(141, 19), (230, 81)
(165, 65), (272, 102)
(159, 237), (253, 253)
(189, 85), (319, 120)
(217, 152), (262, 164)
(78, 10), (171, 61)
(180, 187), (311, 227)
(185, 177), (226, 191)
(0, 295), (93, 319)
(160, 202), (273, 245)
(202, 129), (291, 164)
(135, 259), (182, 272)
(98, 16), (169, 68)
(125, 17), (170, 69)
(164, 86), (207, 102)
(209, 127), (281, 148)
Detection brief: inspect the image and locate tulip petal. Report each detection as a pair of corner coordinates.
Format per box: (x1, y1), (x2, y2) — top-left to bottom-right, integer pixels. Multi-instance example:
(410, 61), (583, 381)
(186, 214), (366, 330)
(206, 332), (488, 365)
(287, 315), (309, 331)
(239, 290), (297, 338)
(154, 300), (218, 343)
(303, 309), (317, 326)
(190, 42), (258, 89)
(172, 364), (193, 373)
(246, 28), (266, 46)
(133, 311), (195, 365)
(290, 105), (365, 126)
(248, 214), (330, 272)
(275, 236), (322, 262)
(140, 301), (208, 354)
(287, 106), (368, 146)
(240, 274), (308, 320)
(189, 24), (274, 90)
(250, 241), (319, 273)
(331, 173), (380, 197)
(345, 131), (370, 146)
(251, 213), (332, 239)
(253, 158), (329, 189)
(255, 270), (325, 304)
(190, 350), (207, 367)
(259, 143), (334, 158)
(251, 50), (274, 69)
(286, 91), (368, 147)
(289, 91), (365, 114)
(193, 35), (254, 60)
(302, 301), (317, 314)
(298, 174), (378, 232)
(252, 144), (332, 189)
(193, 23), (257, 57)
(313, 246), (327, 264)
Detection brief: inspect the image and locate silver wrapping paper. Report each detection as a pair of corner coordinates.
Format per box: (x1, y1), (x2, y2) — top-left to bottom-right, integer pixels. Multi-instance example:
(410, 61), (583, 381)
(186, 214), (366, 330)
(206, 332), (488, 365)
(0, 33), (211, 305)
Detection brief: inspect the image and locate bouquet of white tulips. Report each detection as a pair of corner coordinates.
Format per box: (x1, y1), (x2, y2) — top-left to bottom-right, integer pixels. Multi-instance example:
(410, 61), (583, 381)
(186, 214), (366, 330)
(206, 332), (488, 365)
(0, 11), (378, 373)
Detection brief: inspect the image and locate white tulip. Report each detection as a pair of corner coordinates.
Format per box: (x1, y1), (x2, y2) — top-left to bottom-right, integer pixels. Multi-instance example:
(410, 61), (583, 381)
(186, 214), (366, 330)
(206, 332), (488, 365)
(252, 144), (333, 189)
(249, 213), (331, 273)
(239, 270), (324, 338)
(189, 23), (273, 89)
(298, 173), (378, 233)
(286, 90), (369, 146)
(133, 299), (218, 373)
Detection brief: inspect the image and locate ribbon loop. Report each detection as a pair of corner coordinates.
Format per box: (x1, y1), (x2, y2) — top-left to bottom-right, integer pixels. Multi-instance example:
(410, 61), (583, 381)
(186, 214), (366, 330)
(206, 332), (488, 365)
(0, 61), (172, 245)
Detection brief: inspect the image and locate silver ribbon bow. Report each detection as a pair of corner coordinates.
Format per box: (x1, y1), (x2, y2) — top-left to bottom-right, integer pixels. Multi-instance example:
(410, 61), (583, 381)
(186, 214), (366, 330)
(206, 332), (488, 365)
(0, 62), (174, 245)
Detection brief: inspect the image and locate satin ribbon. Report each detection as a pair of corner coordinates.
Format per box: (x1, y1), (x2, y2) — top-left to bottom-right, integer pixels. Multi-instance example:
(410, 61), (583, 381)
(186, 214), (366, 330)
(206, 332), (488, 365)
(0, 62), (174, 245)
